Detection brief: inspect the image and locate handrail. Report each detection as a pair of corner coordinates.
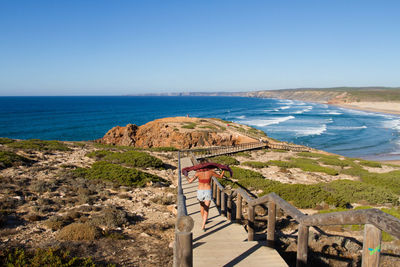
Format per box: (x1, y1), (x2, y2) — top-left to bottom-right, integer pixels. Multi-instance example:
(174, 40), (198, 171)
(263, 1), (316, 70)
(209, 176), (400, 267)
(173, 151), (194, 267)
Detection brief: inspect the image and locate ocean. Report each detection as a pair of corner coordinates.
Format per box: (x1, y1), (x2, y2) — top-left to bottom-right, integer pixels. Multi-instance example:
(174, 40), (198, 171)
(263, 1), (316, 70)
(1, 96), (400, 161)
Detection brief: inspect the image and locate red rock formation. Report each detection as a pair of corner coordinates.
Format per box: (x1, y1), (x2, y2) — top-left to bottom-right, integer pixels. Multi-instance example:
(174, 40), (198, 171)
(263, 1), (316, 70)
(97, 117), (257, 149)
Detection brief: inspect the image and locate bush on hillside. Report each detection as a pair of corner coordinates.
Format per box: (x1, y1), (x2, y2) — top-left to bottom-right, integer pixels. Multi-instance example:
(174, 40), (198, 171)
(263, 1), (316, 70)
(0, 151), (32, 169)
(73, 161), (168, 187)
(242, 161), (268, 168)
(6, 139), (71, 151)
(225, 166), (398, 208)
(87, 150), (164, 168)
(0, 137), (15, 144)
(56, 223), (101, 241)
(0, 247), (97, 267)
(209, 155), (240, 166)
(290, 158), (339, 175)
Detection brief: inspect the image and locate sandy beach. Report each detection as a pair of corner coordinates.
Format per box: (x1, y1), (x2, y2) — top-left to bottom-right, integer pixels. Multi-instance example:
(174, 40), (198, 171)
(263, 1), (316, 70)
(333, 101), (400, 115)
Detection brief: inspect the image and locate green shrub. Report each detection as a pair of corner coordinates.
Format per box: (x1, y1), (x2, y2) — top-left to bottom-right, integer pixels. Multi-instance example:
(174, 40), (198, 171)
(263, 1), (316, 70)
(242, 161), (268, 168)
(87, 150), (164, 168)
(0, 151), (31, 169)
(267, 160), (294, 168)
(199, 125), (217, 130)
(235, 152), (251, 158)
(209, 155), (240, 166)
(0, 247), (98, 267)
(358, 160), (382, 168)
(318, 157), (352, 167)
(74, 161), (168, 187)
(181, 122), (197, 129)
(0, 137), (14, 144)
(6, 139), (71, 151)
(290, 158), (339, 175)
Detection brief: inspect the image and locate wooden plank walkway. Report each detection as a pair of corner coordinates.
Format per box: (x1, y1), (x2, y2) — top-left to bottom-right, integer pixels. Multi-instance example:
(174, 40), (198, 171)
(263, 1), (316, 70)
(180, 157), (288, 267)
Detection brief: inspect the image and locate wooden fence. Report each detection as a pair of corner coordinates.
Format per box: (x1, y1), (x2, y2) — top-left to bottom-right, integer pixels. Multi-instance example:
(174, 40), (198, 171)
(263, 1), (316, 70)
(173, 151), (194, 267)
(210, 177), (400, 267)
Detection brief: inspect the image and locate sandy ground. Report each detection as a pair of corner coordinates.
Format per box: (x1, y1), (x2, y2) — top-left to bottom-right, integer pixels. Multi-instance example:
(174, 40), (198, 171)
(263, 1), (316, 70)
(333, 101), (400, 115)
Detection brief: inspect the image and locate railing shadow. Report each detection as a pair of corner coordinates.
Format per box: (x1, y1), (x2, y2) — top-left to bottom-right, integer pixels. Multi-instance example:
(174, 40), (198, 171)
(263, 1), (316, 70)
(222, 242), (265, 267)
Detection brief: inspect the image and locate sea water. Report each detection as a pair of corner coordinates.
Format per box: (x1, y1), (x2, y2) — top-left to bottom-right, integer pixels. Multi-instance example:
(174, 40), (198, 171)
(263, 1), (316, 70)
(0, 96), (399, 161)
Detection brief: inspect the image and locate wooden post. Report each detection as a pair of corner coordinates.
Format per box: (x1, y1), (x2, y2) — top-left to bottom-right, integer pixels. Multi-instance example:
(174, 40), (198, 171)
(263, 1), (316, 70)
(267, 201), (276, 247)
(227, 193), (232, 221)
(248, 205), (255, 241)
(175, 232), (193, 267)
(362, 224), (382, 267)
(236, 193), (242, 221)
(213, 182), (217, 200)
(221, 191), (226, 216)
(216, 187), (221, 207)
(296, 224), (309, 267)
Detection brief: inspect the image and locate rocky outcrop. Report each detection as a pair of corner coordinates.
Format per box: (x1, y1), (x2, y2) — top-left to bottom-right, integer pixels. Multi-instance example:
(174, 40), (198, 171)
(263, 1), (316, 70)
(101, 124), (138, 147)
(97, 117), (258, 149)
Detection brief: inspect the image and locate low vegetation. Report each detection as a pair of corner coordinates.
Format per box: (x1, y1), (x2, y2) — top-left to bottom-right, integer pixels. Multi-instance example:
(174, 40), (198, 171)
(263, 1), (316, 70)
(73, 161), (168, 187)
(209, 155), (240, 166)
(0, 247), (100, 267)
(86, 150), (164, 168)
(5, 139), (71, 151)
(0, 151), (31, 169)
(181, 122), (197, 129)
(221, 166), (399, 208)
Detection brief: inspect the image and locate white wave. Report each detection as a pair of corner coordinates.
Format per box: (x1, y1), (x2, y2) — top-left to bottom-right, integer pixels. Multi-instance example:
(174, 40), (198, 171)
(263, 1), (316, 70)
(278, 99), (294, 105)
(294, 124), (327, 137)
(236, 115), (246, 119)
(293, 106), (313, 114)
(280, 106), (290, 110)
(382, 119), (400, 131)
(330, 126), (368, 130)
(241, 116), (295, 127)
(321, 111), (343, 115)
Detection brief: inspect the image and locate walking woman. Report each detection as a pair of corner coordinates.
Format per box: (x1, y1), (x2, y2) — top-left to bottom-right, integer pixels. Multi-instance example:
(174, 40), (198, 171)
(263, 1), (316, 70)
(186, 167), (225, 231)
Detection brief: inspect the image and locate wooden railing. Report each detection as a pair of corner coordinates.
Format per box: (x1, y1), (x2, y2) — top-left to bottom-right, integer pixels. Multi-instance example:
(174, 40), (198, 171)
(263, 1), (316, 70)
(180, 142), (267, 159)
(173, 151), (194, 267)
(210, 177), (400, 267)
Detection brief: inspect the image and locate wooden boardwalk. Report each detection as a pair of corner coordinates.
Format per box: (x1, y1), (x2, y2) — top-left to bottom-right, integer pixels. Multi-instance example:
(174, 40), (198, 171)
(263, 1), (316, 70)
(180, 157), (288, 267)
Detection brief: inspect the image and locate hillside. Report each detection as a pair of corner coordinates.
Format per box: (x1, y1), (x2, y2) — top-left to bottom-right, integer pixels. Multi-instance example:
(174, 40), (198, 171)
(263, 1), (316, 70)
(244, 87), (400, 104)
(1, 117), (399, 266)
(97, 117), (267, 149)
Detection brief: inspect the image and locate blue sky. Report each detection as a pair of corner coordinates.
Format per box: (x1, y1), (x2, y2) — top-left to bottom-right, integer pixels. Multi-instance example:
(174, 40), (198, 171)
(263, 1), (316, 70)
(0, 0), (399, 96)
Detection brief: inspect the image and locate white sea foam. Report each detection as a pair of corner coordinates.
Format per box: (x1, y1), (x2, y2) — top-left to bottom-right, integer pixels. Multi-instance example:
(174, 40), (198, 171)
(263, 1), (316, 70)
(280, 106), (290, 110)
(241, 116), (295, 127)
(382, 119), (400, 131)
(294, 124), (327, 137)
(236, 115), (246, 119)
(330, 126), (367, 130)
(321, 111), (343, 115)
(293, 106), (313, 114)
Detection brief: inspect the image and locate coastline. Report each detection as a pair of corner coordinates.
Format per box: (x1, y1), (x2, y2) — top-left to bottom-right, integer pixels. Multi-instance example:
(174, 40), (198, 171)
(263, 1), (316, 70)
(330, 101), (400, 115)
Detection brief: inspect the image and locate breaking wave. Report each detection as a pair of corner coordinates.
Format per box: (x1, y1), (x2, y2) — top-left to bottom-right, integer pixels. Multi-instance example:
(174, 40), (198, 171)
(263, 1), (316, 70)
(240, 116), (295, 127)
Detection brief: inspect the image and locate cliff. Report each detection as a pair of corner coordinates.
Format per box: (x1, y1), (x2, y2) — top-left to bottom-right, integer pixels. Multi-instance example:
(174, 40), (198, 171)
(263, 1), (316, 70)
(97, 117), (263, 149)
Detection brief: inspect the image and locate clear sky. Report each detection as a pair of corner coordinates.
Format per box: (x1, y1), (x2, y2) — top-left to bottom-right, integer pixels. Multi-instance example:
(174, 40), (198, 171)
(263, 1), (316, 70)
(0, 0), (399, 96)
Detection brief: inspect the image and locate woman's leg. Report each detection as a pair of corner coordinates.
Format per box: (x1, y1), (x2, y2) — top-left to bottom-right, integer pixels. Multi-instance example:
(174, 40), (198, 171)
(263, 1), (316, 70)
(201, 200), (211, 230)
(199, 201), (205, 218)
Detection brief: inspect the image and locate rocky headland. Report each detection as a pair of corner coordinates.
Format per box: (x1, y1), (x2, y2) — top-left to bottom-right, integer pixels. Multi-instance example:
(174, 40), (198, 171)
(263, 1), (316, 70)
(97, 117), (262, 149)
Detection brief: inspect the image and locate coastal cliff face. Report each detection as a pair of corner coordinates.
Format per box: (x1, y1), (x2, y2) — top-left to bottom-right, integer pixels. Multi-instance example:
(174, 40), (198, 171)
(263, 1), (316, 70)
(98, 117), (259, 149)
(244, 90), (353, 104)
